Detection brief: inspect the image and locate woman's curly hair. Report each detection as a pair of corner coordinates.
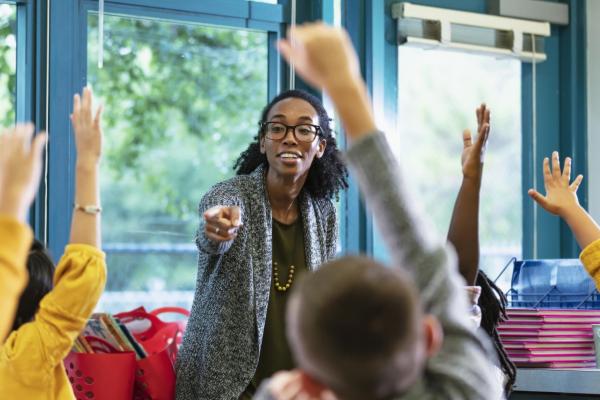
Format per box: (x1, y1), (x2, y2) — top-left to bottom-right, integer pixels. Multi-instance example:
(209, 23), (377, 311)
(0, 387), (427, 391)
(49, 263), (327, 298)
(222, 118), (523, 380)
(233, 89), (348, 201)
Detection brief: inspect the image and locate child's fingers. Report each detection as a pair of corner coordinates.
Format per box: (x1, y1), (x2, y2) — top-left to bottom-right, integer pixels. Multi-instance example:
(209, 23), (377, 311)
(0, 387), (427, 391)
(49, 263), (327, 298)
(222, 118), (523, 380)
(484, 107), (490, 124)
(475, 123), (490, 149)
(462, 129), (472, 148)
(269, 372), (303, 400)
(277, 376), (303, 400)
(94, 104), (104, 129)
(562, 157), (572, 183)
(551, 151), (561, 179)
(16, 123), (35, 152)
(570, 174), (584, 192)
(542, 157), (552, 184)
(30, 132), (47, 161)
(82, 86), (92, 113)
(277, 39), (294, 64)
(73, 93), (81, 115)
(528, 189), (549, 208)
(321, 391), (339, 400)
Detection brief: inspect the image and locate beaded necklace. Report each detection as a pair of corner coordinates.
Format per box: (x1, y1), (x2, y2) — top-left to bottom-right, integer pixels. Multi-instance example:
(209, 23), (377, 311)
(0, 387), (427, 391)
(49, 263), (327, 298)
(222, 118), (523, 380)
(272, 216), (300, 292)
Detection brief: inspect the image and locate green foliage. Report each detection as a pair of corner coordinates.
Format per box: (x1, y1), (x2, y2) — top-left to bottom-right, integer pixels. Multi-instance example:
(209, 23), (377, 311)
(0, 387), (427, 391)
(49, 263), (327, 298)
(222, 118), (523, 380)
(87, 15), (268, 293)
(0, 4), (16, 127)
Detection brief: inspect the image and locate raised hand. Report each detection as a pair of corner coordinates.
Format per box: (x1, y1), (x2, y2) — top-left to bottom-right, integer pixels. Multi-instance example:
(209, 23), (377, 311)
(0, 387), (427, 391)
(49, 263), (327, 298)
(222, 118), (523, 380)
(528, 152), (583, 217)
(277, 23), (375, 140)
(204, 205), (242, 243)
(0, 124), (47, 221)
(71, 86), (103, 165)
(461, 104), (490, 182)
(277, 23), (360, 93)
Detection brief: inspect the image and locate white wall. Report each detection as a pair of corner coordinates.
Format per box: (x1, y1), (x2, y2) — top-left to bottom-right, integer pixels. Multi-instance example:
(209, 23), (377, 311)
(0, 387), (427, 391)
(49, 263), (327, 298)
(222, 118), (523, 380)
(588, 0), (600, 220)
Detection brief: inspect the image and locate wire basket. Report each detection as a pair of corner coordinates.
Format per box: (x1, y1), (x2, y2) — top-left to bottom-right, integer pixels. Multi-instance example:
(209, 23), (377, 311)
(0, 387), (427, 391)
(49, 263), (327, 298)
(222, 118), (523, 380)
(499, 259), (600, 309)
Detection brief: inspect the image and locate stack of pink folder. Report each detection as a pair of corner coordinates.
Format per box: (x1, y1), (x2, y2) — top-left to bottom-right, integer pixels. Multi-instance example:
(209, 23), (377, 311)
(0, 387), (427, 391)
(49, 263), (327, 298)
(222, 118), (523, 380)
(498, 308), (600, 368)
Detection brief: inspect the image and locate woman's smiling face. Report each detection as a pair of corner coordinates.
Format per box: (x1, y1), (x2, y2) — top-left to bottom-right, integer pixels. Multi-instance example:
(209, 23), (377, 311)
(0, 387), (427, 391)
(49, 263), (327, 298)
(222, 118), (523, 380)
(260, 97), (326, 180)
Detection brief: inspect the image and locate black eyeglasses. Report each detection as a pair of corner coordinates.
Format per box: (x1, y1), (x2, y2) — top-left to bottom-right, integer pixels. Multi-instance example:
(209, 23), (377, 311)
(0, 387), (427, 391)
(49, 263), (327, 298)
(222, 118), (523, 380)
(260, 121), (321, 143)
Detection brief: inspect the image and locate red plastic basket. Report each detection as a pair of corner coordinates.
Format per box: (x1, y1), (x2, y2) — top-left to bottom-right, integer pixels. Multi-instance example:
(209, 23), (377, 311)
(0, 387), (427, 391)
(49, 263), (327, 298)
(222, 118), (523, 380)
(64, 337), (136, 400)
(116, 307), (189, 400)
(133, 340), (178, 400)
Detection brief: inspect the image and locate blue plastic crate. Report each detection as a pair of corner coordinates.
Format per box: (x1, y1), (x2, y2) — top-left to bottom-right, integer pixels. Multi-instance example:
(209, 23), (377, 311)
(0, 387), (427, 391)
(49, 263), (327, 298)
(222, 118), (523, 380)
(505, 259), (600, 309)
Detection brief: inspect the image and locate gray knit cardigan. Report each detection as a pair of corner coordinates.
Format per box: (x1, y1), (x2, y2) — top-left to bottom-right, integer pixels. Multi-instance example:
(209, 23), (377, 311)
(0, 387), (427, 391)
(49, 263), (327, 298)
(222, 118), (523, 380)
(175, 164), (338, 400)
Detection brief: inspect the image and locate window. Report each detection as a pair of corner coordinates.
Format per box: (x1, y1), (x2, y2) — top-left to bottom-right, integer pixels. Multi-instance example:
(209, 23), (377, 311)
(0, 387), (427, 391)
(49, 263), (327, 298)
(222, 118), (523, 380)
(394, 47), (521, 290)
(0, 2), (16, 127)
(87, 14), (269, 312)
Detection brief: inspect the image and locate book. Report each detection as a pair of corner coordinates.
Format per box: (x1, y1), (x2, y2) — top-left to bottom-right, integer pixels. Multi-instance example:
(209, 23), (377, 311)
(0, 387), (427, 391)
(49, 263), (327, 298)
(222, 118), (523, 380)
(71, 337), (85, 353)
(499, 329), (593, 337)
(507, 308), (600, 317)
(99, 314), (138, 356)
(503, 342), (594, 350)
(116, 319), (147, 359)
(499, 322), (595, 330)
(83, 314), (125, 351)
(508, 355), (597, 363)
(507, 348), (595, 356)
(515, 361), (597, 368)
(506, 316), (600, 324)
(78, 335), (94, 353)
(501, 336), (593, 343)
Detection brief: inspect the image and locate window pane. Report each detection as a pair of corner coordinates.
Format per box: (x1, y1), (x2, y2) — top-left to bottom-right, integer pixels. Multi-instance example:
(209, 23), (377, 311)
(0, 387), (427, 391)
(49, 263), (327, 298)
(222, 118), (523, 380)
(88, 15), (269, 312)
(0, 3), (16, 127)
(395, 47), (522, 291)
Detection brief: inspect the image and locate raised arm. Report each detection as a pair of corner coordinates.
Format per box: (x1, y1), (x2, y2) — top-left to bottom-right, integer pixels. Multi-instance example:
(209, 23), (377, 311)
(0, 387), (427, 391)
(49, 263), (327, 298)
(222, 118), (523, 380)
(70, 87), (102, 246)
(0, 88), (108, 386)
(276, 23), (502, 400)
(528, 153), (600, 288)
(0, 124), (46, 342)
(446, 105), (490, 285)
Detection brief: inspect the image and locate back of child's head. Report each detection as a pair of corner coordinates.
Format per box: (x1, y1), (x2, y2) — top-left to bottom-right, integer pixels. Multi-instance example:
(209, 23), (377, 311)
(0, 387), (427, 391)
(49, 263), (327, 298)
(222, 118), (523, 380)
(12, 239), (55, 331)
(286, 255), (427, 400)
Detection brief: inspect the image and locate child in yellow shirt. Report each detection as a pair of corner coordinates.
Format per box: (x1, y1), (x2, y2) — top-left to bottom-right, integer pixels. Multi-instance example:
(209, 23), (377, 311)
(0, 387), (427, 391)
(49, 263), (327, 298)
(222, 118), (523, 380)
(0, 87), (107, 399)
(528, 152), (600, 288)
(0, 124), (46, 342)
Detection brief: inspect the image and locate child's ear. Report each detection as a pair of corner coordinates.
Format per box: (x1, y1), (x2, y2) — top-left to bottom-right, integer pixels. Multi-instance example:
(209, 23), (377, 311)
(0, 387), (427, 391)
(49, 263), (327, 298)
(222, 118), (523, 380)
(422, 314), (443, 358)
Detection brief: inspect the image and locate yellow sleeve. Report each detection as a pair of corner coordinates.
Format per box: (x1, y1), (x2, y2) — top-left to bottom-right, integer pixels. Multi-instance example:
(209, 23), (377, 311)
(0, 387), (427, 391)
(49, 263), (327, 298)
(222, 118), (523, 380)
(1, 244), (106, 386)
(580, 238), (600, 291)
(0, 215), (33, 342)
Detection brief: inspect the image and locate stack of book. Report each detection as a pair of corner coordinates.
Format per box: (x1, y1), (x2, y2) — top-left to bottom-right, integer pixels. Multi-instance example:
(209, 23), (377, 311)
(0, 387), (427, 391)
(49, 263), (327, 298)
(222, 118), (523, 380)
(72, 313), (147, 359)
(498, 308), (600, 368)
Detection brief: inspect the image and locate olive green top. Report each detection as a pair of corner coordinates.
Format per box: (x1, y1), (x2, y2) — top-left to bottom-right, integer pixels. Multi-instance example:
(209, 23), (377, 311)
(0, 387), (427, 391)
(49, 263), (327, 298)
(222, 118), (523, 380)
(240, 217), (307, 399)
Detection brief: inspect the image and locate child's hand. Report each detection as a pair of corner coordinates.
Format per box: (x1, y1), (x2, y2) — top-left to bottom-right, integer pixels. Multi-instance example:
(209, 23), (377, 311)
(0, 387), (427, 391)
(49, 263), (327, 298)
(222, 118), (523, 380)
(528, 152), (583, 217)
(461, 104), (490, 182)
(277, 23), (361, 93)
(71, 86), (103, 165)
(0, 124), (47, 221)
(266, 370), (338, 400)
